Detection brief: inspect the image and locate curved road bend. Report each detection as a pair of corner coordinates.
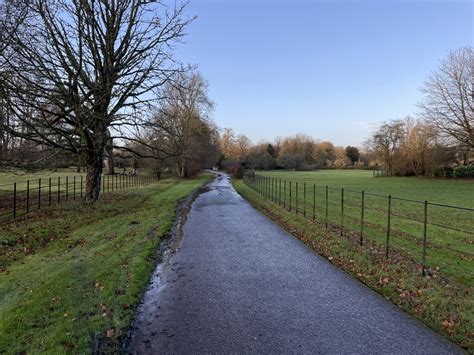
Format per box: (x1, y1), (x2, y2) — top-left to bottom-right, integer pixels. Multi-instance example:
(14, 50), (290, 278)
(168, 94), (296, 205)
(129, 173), (461, 354)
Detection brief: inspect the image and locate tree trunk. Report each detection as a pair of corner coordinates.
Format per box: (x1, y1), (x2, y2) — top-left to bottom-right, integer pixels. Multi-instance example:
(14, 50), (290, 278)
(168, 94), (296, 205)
(84, 153), (104, 204)
(105, 134), (114, 175)
(181, 159), (189, 178)
(106, 153), (114, 175)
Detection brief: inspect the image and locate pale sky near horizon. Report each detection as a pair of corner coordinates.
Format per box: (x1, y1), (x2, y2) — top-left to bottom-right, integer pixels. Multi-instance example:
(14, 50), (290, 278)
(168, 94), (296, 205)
(175, 0), (472, 147)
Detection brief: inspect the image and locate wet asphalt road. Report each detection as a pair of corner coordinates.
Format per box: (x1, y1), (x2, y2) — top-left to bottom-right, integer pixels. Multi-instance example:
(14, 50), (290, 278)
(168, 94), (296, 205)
(129, 173), (461, 354)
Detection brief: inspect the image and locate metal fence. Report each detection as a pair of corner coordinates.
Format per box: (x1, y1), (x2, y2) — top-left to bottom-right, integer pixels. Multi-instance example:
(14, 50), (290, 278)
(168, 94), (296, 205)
(243, 172), (474, 281)
(0, 174), (159, 224)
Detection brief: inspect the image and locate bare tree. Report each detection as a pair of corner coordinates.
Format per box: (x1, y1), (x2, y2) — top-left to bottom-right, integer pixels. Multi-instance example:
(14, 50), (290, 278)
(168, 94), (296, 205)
(150, 71), (216, 178)
(368, 119), (406, 176)
(419, 46), (473, 151)
(220, 128), (237, 159)
(235, 134), (251, 160)
(0, 0), (192, 202)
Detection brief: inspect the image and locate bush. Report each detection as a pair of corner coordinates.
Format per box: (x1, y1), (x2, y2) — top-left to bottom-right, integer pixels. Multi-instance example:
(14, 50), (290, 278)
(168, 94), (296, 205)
(276, 154), (302, 170)
(453, 165), (474, 178)
(232, 165), (244, 179)
(432, 167), (454, 178)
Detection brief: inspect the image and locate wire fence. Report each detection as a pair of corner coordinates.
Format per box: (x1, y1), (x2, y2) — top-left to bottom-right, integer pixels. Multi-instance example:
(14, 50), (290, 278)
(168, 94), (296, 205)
(0, 173), (159, 224)
(243, 172), (474, 282)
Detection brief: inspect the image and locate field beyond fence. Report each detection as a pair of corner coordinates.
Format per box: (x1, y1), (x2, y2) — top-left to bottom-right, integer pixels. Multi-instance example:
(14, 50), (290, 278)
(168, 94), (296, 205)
(0, 173), (158, 224)
(243, 172), (474, 285)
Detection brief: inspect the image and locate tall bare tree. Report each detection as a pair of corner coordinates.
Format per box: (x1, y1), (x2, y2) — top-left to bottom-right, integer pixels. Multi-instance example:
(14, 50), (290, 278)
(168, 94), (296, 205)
(419, 46), (473, 151)
(368, 119), (406, 176)
(150, 71), (216, 178)
(235, 134), (251, 160)
(0, 0), (192, 202)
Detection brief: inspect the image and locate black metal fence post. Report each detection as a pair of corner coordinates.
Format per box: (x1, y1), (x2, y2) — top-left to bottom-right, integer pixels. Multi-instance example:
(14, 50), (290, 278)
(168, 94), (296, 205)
(312, 184), (316, 221)
(264, 176), (267, 198)
(289, 181), (292, 211)
(283, 180), (286, 208)
(325, 186), (328, 228)
(422, 201), (428, 276)
(303, 182), (306, 217)
(295, 182), (298, 215)
(268, 177), (270, 200)
(271, 177), (274, 202)
(57, 177), (60, 203)
(73, 176), (76, 200)
(360, 191), (365, 245)
(65, 177), (68, 201)
(340, 188), (344, 236)
(80, 176), (83, 198)
(263, 176), (265, 198)
(279, 179), (281, 205)
(386, 195), (392, 258)
(273, 178), (276, 203)
(262, 176), (265, 197)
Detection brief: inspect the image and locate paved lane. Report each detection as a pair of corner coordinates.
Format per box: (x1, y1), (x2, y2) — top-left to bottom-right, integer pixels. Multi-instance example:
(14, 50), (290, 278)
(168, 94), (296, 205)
(129, 173), (460, 354)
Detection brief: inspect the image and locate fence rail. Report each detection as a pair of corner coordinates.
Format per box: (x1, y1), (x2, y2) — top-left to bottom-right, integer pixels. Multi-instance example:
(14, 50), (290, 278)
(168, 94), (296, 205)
(0, 173), (159, 224)
(243, 172), (474, 281)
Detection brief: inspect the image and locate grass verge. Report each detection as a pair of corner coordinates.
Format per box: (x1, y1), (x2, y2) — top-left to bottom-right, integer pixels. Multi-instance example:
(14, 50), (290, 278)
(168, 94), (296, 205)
(233, 179), (473, 352)
(0, 174), (211, 353)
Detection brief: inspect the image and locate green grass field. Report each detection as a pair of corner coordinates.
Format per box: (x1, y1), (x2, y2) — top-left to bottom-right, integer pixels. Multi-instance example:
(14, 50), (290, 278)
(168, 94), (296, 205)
(261, 170), (474, 207)
(248, 170), (474, 286)
(0, 174), (211, 353)
(0, 168), (86, 187)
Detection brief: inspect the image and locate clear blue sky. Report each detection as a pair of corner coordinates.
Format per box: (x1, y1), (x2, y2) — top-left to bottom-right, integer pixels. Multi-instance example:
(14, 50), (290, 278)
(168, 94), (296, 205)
(176, 0), (473, 147)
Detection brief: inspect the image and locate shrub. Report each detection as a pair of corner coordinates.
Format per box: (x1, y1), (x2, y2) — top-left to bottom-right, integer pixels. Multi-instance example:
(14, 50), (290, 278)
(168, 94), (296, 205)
(453, 164), (474, 178)
(432, 167), (454, 178)
(232, 165), (244, 179)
